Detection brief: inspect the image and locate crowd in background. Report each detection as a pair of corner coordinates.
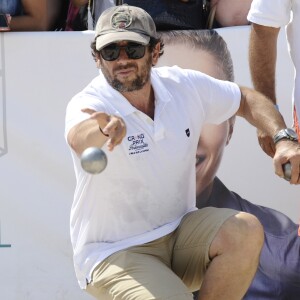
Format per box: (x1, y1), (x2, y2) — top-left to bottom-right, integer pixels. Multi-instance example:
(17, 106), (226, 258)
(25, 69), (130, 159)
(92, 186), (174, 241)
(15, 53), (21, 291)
(0, 0), (68, 31)
(0, 0), (252, 32)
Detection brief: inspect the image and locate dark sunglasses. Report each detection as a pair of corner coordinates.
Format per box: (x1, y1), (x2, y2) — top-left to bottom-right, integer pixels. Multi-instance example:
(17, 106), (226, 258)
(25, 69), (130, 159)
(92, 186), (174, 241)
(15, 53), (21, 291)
(100, 42), (146, 61)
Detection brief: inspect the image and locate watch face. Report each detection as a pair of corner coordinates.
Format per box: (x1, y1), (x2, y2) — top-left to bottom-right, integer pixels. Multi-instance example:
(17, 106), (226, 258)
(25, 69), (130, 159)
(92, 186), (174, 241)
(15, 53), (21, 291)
(285, 128), (298, 139)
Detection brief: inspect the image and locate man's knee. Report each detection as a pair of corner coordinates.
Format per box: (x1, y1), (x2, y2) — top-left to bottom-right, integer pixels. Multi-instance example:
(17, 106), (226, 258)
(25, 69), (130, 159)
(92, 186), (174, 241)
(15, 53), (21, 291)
(210, 212), (264, 260)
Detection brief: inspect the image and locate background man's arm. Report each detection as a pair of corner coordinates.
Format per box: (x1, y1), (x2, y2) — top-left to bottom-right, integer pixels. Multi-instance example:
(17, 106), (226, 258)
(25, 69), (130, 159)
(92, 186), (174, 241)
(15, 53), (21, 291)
(249, 23), (281, 157)
(249, 23), (280, 101)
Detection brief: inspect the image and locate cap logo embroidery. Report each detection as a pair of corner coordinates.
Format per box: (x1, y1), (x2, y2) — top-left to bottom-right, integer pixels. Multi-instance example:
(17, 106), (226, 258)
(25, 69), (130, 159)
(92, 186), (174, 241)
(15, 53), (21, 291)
(111, 12), (132, 29)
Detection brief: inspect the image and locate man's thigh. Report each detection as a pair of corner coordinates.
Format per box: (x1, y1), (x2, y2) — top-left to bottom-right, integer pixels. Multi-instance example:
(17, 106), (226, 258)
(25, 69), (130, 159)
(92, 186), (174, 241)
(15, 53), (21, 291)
(86, 207), (237, 299)
(172, 207), (238, 291)
(86, 237), (193, 300)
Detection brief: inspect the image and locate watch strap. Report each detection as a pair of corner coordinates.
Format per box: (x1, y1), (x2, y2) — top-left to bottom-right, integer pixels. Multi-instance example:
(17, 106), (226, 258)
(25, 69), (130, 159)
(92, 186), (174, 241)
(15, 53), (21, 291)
(273, 128), (298, 144)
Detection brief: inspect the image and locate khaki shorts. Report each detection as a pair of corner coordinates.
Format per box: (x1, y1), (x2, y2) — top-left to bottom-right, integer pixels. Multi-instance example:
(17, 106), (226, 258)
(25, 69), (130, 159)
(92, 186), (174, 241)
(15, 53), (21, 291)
(86, 207), (237, 300)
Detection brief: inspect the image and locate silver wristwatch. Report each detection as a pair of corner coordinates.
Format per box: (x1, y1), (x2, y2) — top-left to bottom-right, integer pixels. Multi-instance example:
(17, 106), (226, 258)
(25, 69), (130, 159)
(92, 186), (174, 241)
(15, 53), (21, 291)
(273, 128), (298, 144)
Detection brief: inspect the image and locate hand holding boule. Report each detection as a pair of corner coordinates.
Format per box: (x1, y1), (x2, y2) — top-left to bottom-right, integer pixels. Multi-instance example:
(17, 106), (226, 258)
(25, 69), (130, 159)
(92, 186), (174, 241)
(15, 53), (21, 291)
(82, 109), (126, 151)
(283, 162), (291, 181)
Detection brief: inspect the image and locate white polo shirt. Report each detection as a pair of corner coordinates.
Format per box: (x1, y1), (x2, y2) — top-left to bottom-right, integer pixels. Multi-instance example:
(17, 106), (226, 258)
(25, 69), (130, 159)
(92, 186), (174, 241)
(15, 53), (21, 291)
(65, 66), (241, 289)
(248, 0), (300, 124)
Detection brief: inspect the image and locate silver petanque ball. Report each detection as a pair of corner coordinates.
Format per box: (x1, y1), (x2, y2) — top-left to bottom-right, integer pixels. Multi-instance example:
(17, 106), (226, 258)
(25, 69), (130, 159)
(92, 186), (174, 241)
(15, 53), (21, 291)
(81, 147), (107, 174)
(283, 162), (291, 181)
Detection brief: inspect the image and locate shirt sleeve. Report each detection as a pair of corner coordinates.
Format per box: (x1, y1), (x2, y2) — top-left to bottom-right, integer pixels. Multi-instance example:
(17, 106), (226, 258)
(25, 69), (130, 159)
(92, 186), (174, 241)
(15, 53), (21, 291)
(204, 77), (241, 125)
(184, 69), (241, 125)
(64, 92), (107, 140)
(247, 0), (292, 27)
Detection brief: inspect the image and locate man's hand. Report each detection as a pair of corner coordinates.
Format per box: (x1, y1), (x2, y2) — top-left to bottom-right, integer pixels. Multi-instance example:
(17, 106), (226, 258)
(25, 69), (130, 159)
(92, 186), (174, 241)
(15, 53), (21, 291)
(273, 140), (300, 184)
(257, 129), (276, 158)
(82, 109), (126, 151)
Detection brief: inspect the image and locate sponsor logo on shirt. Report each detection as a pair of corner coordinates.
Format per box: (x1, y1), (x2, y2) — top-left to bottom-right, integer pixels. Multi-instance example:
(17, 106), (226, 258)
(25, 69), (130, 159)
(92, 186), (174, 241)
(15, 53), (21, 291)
(127, 133), (149, 155)
(185, 128), (190, 137)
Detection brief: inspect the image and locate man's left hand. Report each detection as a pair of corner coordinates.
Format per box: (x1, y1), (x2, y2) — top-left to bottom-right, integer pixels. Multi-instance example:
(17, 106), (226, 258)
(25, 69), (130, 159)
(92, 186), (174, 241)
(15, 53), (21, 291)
(273, 141), (300, 184)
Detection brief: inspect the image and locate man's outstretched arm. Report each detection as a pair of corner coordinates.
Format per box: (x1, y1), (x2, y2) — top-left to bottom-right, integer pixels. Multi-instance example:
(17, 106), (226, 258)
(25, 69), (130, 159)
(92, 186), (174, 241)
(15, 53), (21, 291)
(237, 86), (300, 184)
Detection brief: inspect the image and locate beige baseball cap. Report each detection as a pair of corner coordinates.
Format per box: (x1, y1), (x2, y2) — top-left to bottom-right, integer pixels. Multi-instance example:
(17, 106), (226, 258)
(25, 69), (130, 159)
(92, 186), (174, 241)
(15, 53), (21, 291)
(95, 5), (157, 50)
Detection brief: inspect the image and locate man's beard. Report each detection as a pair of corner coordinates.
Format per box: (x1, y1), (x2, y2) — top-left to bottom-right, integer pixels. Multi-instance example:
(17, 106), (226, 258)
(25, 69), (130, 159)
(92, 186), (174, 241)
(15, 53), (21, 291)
(101, 56), (152, 92)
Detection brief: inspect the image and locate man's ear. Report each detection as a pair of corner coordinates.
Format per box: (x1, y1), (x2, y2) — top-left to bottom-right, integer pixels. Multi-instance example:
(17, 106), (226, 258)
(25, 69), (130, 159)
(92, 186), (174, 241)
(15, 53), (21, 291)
(226, 117), (236, 145)
(94, 52), (101, 68)
(152, 42), (161, 66)
(96, 57), (101, 68)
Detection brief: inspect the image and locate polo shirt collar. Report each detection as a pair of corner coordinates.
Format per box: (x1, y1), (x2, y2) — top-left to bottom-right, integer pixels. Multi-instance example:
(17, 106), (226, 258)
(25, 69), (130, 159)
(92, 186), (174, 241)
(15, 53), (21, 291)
(98, 69), (172, 117)
(151, 69), (172, 120)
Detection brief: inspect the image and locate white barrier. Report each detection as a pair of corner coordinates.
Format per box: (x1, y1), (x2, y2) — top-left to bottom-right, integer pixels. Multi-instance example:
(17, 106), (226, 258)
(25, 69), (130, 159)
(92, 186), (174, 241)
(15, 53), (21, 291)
(0, 27), (298, 299)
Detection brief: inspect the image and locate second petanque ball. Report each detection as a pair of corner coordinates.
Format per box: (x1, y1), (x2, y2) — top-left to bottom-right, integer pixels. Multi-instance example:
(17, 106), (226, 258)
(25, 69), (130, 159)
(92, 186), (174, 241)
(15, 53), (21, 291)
(283, 162), (291, 181)
(81, 147), (107, 174)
